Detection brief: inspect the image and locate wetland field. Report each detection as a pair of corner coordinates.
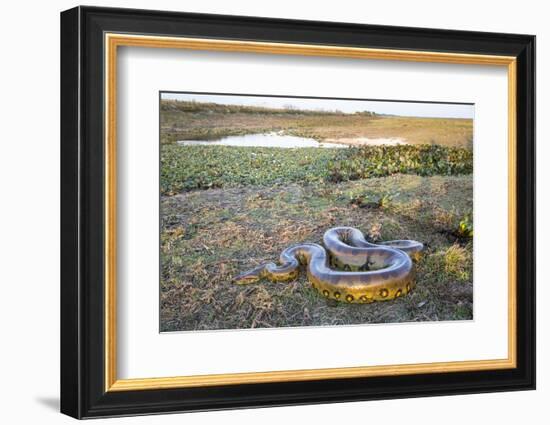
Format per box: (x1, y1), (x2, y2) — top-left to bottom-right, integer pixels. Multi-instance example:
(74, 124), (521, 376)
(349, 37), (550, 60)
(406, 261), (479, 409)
(160, 95), (474, 332)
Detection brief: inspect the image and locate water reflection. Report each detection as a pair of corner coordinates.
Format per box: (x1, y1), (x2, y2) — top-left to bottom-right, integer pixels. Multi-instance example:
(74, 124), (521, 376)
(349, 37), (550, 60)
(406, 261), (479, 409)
(177, 132), (347, 149)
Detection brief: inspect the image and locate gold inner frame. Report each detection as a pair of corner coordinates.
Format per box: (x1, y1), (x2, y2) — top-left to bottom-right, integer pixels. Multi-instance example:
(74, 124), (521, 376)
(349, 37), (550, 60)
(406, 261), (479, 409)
(104, 33), (517, 392)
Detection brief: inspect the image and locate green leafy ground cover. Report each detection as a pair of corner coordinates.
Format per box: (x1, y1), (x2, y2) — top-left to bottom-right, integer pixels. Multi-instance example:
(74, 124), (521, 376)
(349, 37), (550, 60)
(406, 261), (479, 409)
(161, 144), (472, 194)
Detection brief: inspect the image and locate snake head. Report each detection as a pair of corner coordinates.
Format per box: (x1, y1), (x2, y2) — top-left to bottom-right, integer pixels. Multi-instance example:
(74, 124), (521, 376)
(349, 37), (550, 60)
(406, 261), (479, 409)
(233, 265), (264, 285)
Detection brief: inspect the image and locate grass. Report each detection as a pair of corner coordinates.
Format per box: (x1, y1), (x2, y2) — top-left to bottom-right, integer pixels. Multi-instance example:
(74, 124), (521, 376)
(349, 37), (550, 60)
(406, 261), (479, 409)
(160, 175), (473, 332)
(161, 100), (473, 147)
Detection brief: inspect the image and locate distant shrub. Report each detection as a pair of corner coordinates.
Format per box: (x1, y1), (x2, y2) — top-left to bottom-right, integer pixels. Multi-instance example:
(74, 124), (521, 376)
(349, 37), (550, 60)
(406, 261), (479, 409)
(159, 100), (364, 116)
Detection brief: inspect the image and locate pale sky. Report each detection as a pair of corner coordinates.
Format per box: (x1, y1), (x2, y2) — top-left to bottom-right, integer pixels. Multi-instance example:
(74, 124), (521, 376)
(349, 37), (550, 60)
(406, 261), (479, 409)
(161, 92), (474, 119)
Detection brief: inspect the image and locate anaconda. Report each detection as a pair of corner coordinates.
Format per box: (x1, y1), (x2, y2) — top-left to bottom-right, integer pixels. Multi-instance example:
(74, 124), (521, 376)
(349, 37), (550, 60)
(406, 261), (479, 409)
(324, 226), (424, 269)
(234, 226), (423, 303)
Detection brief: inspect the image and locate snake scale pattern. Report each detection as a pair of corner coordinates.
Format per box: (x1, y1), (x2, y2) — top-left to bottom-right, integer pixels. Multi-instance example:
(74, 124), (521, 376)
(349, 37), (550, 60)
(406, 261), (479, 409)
(234, 227), (423, 303)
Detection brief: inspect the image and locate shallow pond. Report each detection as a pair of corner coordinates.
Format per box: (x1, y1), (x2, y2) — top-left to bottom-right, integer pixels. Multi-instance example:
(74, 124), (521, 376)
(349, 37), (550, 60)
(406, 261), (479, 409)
(177, 132), (347, 148)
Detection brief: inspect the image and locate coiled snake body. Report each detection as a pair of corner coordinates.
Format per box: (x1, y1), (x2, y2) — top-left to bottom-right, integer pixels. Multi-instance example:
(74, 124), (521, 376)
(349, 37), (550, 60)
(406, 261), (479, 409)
(234, 227), (423, 303)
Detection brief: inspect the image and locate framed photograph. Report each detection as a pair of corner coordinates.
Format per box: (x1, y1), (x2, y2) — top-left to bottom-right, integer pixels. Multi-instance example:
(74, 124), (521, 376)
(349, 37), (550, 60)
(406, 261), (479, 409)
(60, 6), (535, 419)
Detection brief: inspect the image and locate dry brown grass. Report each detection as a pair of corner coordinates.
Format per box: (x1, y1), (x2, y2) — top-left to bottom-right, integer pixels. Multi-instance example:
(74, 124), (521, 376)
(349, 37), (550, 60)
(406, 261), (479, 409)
(161, 107), (473, 147)
(160, 175), (473, 332)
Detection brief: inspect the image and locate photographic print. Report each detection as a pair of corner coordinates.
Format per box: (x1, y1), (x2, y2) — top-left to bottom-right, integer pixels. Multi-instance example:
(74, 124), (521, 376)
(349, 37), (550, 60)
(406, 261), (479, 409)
(160, 92), (474, 332)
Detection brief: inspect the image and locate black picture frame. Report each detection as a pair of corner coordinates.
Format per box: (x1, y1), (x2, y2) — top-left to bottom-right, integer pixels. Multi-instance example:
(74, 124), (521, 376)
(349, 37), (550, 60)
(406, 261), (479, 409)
(60, 5), (535, 419)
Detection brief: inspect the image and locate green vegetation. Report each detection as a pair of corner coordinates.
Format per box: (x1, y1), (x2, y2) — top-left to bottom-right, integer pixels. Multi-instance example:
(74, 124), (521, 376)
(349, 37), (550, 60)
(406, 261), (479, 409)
(160, 145), (333, 195)
(457, 212), (474, 239)
(161, 144), (472, 194)
(328, 144), (472, 181)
